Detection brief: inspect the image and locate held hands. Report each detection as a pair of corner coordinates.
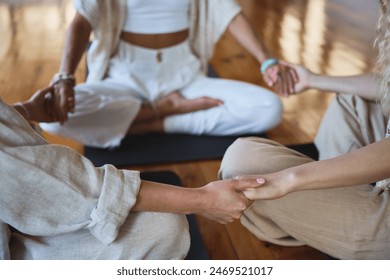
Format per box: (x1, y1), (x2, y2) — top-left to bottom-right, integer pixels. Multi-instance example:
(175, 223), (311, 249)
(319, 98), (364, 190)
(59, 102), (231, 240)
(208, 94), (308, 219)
(197, 178), (262, 224)
(234, 172), (292, 201)
(21, 86), (57, 122)
(278, 61), (312, 93)
(48, 72), (76, 124)
(262, 62), (298, 97)
(51, 82), (75, 124)
(261, 60), (313, 97)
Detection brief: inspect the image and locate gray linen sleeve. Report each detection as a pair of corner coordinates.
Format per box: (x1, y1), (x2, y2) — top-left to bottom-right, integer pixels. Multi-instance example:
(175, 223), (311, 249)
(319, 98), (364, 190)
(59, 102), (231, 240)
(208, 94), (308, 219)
(2, 99), (141, 245)
(1, 144), (141, 245)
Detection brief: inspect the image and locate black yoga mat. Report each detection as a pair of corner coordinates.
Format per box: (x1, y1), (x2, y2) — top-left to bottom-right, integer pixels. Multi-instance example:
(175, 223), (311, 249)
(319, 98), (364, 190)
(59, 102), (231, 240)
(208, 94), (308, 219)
(84, 133), (261, 167)
(84, 134), (318, 167)
(140, 170), (209, 260)
(288, 142), (319, 160)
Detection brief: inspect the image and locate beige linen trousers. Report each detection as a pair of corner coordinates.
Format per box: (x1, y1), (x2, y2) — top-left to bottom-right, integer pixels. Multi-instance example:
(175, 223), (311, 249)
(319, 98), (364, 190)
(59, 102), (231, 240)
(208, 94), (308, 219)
(220, 94), (390, 259)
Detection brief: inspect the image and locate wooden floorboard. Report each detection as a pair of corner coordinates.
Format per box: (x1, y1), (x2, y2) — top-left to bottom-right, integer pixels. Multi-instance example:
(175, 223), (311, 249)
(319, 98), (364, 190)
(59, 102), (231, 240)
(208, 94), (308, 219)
(0, 0), (380, 259)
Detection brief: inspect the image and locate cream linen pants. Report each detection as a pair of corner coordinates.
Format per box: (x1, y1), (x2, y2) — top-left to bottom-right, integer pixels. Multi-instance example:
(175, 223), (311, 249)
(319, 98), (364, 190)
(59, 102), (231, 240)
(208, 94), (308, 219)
(219, 94), (390, 259)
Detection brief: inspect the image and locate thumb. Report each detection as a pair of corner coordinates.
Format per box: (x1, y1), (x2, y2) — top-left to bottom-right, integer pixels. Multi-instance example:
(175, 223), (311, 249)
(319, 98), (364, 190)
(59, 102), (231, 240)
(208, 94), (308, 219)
(263, 74), (274, 87)
(232, 177), (266, 191)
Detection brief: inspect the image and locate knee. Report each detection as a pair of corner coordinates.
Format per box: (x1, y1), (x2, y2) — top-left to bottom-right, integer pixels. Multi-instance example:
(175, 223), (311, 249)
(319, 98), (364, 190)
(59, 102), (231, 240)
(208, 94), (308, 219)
(148, 213), (190, 259)
(260, 93), (283, 130)
(241, 93), (283, 133)
(219, 137), (301, 180)
(111, 212), (190, 259)
(219, 137), (263, 179)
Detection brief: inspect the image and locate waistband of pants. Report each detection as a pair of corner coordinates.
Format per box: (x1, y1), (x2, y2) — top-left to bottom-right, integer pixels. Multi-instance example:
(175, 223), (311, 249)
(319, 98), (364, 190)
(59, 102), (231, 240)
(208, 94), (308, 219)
(118, 39), (191, 62)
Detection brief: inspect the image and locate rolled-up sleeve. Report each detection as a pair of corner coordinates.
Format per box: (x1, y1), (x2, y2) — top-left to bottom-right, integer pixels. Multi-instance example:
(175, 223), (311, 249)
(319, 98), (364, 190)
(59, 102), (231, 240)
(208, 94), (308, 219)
(89, 165), (141, 244)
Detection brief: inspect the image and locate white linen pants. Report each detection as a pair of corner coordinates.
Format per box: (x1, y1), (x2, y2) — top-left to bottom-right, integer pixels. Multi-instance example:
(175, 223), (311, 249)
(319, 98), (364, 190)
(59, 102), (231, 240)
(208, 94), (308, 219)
(219, 94), (390, 259)
(41, 40), (282, 148)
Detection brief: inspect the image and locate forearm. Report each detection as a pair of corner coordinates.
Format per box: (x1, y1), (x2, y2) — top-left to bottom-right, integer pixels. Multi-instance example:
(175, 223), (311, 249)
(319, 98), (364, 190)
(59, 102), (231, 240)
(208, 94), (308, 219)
(132, 178), (257, 224)
(59, 13), (91, 74)
(309, 73), (379, 101)
(228, 13), (269, 64)
(132, 181), (203, 214)
(288, 138), (390, 192)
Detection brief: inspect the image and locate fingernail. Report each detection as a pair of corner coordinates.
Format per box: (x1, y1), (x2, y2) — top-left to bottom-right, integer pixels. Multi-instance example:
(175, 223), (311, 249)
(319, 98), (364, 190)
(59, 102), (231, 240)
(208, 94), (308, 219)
(256, 178), (265, 184)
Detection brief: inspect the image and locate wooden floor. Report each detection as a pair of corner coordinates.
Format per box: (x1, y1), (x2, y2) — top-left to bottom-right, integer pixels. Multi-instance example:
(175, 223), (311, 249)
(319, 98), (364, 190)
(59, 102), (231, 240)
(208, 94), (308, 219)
(0, 0), (380, 259)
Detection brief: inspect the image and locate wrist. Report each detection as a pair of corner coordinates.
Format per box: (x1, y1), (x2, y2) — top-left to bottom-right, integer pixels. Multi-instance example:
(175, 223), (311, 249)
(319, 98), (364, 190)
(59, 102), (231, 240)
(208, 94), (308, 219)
(14, 102), (31, 120)
(260, 58), (279, 74)
(185, 187), (213, 216)
(282, 164), (314, 193)
(282, 168), (300, 193)
(23, 101), (38, 121)
(307, 72), (322, 90)
(51, 72), (76, 87)
(167, 187), (205, 215)
(188, 188), (207, 215)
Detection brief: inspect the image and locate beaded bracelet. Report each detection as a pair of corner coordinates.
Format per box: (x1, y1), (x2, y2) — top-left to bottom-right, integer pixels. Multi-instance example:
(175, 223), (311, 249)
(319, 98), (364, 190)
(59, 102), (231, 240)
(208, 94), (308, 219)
(260, 58), (279, 74)
(51, 72), (76, 86)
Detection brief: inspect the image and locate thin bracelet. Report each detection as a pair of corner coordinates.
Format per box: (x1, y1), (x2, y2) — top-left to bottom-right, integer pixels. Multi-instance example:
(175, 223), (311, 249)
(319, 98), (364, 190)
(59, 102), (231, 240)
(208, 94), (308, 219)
(260, 58), (279, 74)
(51, 72), (76, 86)
(15, 102), (31, 119)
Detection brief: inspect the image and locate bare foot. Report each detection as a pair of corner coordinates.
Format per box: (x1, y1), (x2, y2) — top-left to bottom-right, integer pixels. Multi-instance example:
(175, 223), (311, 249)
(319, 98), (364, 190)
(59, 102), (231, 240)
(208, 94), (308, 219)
(156, 91), (223, 117)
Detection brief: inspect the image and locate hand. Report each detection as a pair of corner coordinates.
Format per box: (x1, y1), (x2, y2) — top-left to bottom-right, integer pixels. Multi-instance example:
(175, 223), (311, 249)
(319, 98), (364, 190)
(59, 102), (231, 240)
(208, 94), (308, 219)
(197, 178), (262, 224)
(234, 173), (291, 201)
(23, 86), (57, 122)
(52, 82), (75, 124)
(263, 63), (299, 97)
(278, 61), (313, 94)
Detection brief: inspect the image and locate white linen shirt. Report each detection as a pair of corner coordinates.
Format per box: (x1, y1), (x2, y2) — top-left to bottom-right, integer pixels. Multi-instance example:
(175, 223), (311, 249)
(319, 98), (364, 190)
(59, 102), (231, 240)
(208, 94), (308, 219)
(73, 0), (241, 82)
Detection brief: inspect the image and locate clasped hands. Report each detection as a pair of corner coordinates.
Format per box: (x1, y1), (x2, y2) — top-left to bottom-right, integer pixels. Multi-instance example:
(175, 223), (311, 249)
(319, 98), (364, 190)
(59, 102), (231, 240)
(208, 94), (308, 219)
(16, 82), (74, 123)
(199, 175), (285, 224)
(262, 60), (312, 97)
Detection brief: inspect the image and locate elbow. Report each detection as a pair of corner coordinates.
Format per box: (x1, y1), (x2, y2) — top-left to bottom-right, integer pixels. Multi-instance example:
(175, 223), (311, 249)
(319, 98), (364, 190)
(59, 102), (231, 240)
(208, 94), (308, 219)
(69, 12), (92, 39)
